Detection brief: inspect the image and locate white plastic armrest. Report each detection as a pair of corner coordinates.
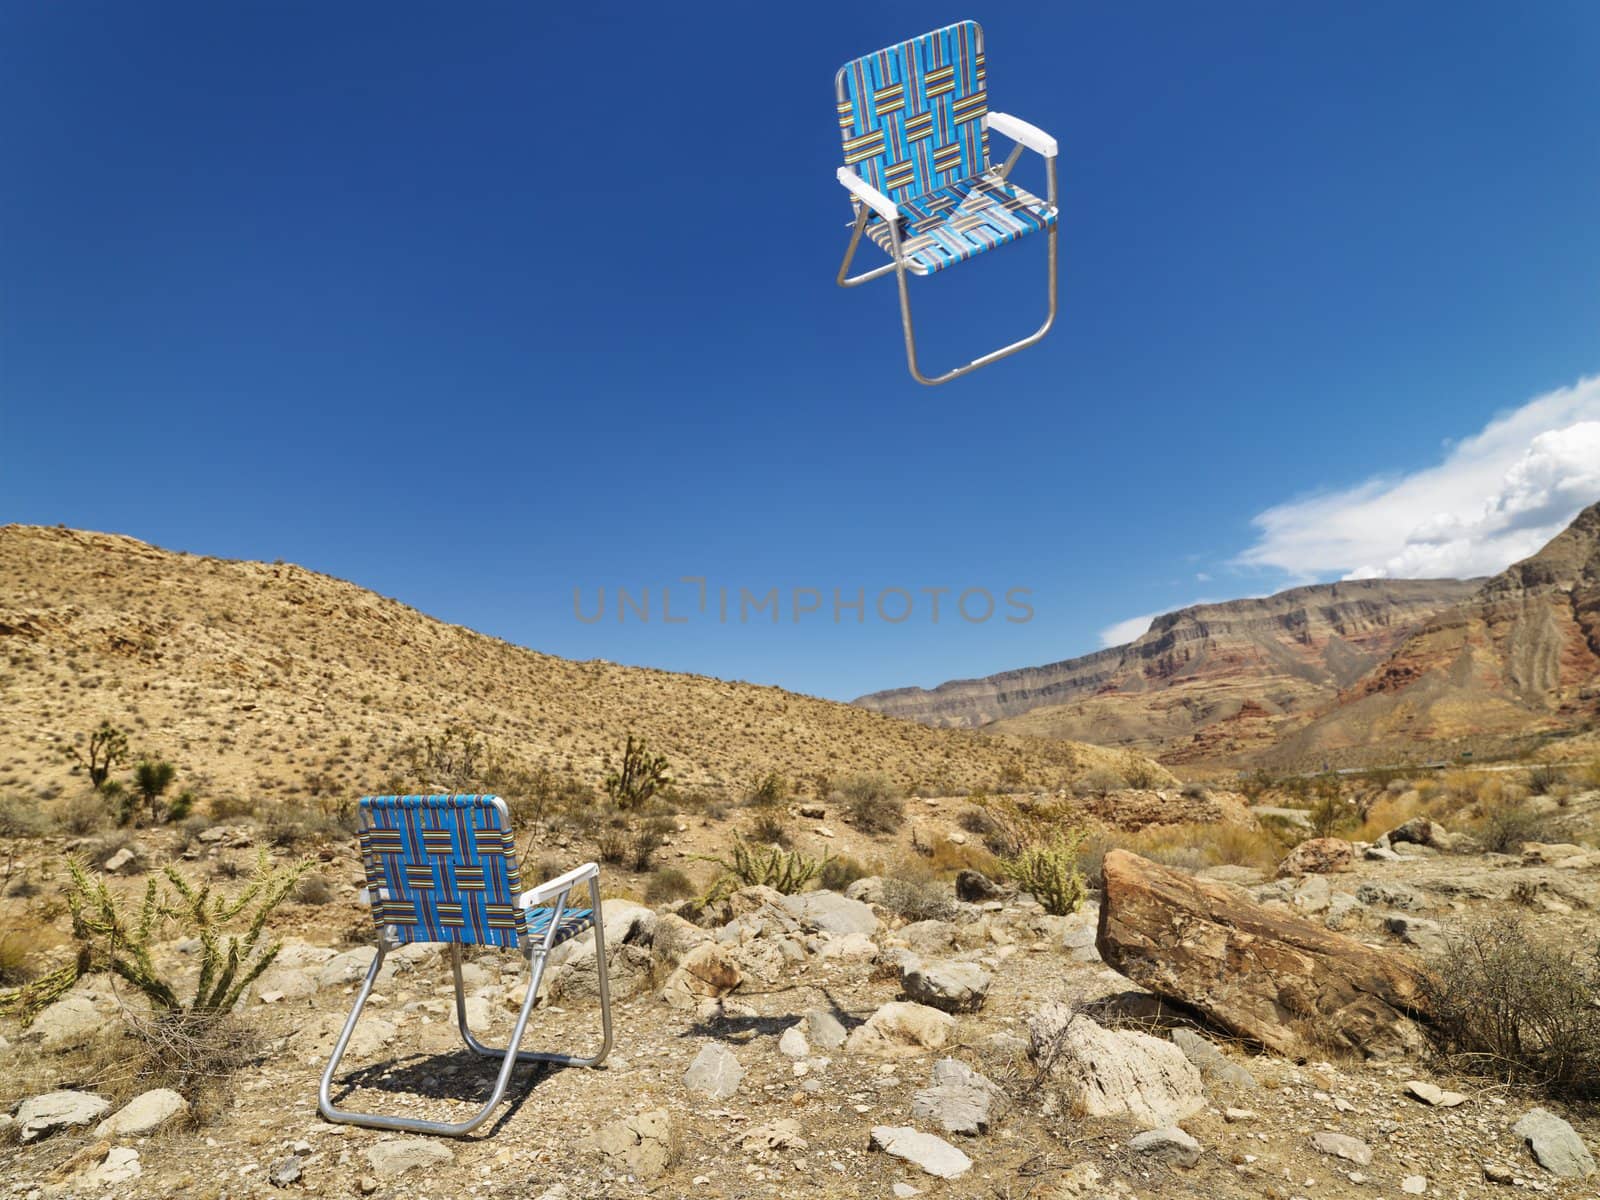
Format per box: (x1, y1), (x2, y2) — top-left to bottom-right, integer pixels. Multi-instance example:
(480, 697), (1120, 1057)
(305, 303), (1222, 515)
(519, 861), (599, 909)
(987, 111), (1058, 158)
(836, 166), (900, 223)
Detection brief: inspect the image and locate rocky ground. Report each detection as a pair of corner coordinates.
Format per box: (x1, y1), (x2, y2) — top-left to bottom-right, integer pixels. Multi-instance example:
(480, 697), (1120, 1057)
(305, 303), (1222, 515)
(5, 803), (1600, 1199)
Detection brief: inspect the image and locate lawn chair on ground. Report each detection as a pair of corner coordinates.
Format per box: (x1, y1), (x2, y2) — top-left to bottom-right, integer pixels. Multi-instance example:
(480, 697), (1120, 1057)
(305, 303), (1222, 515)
(318, 793), (612, 1136)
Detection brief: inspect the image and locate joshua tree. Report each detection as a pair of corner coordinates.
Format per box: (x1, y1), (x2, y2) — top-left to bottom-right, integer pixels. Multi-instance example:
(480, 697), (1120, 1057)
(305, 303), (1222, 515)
(64, 721), (129, 790)
(603, 735), (671, 810)
(132, 759), (177, 823)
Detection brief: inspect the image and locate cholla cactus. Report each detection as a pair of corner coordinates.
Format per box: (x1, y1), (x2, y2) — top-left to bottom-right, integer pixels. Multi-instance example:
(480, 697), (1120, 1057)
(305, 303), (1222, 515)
(999, 830), (1087, 916)
(703, 835), (825, 896)
(0, 853), (308, 1023)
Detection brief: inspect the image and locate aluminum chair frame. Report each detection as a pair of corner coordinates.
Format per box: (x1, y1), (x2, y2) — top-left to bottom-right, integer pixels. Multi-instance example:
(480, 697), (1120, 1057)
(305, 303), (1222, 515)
(834, 24), (1060, 386)
(318, 799), (612, 1137)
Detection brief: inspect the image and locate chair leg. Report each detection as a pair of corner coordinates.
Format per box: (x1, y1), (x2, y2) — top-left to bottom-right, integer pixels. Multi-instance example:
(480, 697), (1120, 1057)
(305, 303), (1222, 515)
(837, 205), (899, 288)
(318, 941), (543, 1137)
(452, 876), (614, 1069)
(890, 220), (1058, 387)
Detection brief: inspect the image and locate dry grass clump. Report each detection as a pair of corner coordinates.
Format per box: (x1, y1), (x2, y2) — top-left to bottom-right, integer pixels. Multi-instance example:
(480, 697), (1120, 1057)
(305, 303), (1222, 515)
(1425, 914), (1600, 1103)
(834, 772), (905, 834)
(0, 921), (57, 987)
(294, 872), (334, 905)
(1081, 820), (1288, 883)
(50, 791), (110, 835)
(879, 875), (960, 922)
(1474, 801), (1544, 854)
(818, 854), (873, 893)
(644, 867), (695, 904)
(1072, 767), (1126, 797)
(0, 795), (44, 838)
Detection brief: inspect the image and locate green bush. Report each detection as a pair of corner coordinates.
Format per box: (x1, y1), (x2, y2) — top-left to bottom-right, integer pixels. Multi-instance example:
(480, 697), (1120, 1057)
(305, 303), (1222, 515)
(999, 829), (1087, 916)
(835, 772), (904, 834)
(748, 810), (793, 847)
(745, 771), (790, 808)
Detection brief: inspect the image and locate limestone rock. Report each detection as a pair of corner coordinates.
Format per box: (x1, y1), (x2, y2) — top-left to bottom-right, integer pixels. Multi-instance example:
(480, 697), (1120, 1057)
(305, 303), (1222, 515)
(1357, 881), (1426, 910)
(740, 1118), (807, 1152)
(910, 1057), (1006, 1135)
(1170, 1028), (1257, 1091)
(1513, 1108), (1596, 1178)
(844, 1001), (955, 1057)
(778, 1025), (810, 1059)
(1028, 1004), (1203, 1129)
(17, 1091), (110, 1141)
(589, 1108), (675, 1180)
(782, 890), (878, 937)
(1404, 1080), (1466, 1108)
(318, 947), (395, 988)
(651, 912), (710, 966)
(1311, 1131), (1373, 1165)
(95, 1088), (189, 1137)
(804, 1008), (848, 1051)
(365, 1137), (454, 1179)
(1277, 838), (1355, 877)
(1129, 1126), (1202, 1168)
(684, 1042), (744, 1099)
(900, 957), (991, 1014)
(660, 942), (742, 1010)
(85, 1147), (141, 1186)
(1096, 850), (1429, 1059)
(869, 1125), (973, 1179)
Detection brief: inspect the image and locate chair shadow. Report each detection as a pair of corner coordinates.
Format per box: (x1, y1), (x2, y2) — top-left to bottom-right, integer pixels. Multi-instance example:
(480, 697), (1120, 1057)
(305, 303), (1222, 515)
(326, 1050), (558, 1136)
(680, 984), (868, 1040)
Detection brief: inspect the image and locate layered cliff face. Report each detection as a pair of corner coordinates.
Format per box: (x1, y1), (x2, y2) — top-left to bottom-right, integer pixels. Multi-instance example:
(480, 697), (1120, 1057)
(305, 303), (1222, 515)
(854, 579), (1480, 758)
(1271, 502), (1600, 764)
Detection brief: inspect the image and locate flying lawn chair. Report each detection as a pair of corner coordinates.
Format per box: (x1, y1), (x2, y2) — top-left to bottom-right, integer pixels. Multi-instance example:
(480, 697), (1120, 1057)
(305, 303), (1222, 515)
(318, 794), (612, 1136)
(835, 20), (1059, 385)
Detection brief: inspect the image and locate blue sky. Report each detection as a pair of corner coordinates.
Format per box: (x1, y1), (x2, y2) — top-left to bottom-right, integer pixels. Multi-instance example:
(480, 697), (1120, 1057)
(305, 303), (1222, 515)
(4, 3), (1599, 701)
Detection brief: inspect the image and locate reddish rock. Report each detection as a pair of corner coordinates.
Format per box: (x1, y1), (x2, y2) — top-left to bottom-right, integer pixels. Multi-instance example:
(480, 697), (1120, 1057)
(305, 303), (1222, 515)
(1276, 837), (1355, 877)
(1096, 850), (1428, 1059)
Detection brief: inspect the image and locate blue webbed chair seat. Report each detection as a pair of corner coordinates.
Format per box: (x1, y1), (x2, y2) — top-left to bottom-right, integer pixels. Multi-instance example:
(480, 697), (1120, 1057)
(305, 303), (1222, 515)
(860, 172), (1056, 275)
(525, 906), (596, 946)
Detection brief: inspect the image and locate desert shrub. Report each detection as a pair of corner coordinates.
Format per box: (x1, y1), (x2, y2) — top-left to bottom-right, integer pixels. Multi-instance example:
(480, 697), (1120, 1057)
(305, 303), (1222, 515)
(0, 853), (309, 1027)
(1477, 802), (1542, 854)
(745, 771), (790, 809)
(0, 924), (50, 986)
(748, 810), (793, 848)
(1424, 915), (1600, 1102)
(405, 722), (487, 792)
(644, 867), (695, 904)
(1072, 767), (1126, 797)
(0, 796), (43, 839)
(86, 830), (143, 871)
(1307, 776), (1356, 839)
(166, 790), (197, 822)
(603, 734), (671, 811)
(880, 876), (959, 922)
(834, 772), (904, 834)
(704, 799), (733, 822)
(1577, 759), (1600, 791)
(596, 825), (630, 867)
(1527, 764), (1565, 796)
(631, 815), (675, 872)
(1123, 760), (1164, 790)
(209, 794), (257, 821)
(1000, 829), (1087, 916)
(52, 791), (110, 835)
(503, 765), (593, 830)
(261, 804), (344, 848)
(958, 806), (1000, 836)
(701, 835), (823, 895)
(818, 854), (872, 892)
(998, 760), (1027, 789)
(294, 873), (333, 905)
(1237, 768), (1277, 803)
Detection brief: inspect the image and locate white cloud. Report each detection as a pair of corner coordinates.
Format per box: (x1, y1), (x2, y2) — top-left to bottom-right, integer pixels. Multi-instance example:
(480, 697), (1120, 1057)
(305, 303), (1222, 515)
(1237, 374), (1600, 581)
(1099, 612), (1159, 647)
(1195, 571), (1212, 582)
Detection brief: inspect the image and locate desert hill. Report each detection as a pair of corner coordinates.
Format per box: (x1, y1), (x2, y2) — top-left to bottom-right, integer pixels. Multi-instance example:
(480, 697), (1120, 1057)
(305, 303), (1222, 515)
(0, 525), (1168, 807)
(1266, 500), (1600, 766)
(855, 578), (1478, 762)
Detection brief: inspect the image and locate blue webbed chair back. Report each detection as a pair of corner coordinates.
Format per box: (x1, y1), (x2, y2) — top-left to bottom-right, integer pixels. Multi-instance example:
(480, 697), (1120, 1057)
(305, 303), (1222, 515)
(358, 794), (528, 948)
(835, 20), (989, 205)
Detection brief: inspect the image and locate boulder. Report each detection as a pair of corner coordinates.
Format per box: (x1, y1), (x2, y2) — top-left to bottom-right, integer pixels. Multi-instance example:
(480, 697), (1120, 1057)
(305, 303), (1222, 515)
(844, 876), (885, 904)
(1383, 817), (1449, 849)
(869, 1126), (972, 1179)
(1129, 1127), (1202, 1168)
(318, 947), (396, 988)
(17, 1091), (110, 1141)
(900, 958), (991, 1014)
(651, 913), (710, 966)
(660, 942), (742, 1010)
(1289, 875), (1332, 915)
(845, 1001), (955, 1057)
(85, 1147), (142, 1187)
(26, 992), (112, 1053)
(549, 942), (654, 1003)
(1356, 881), (1426, 910)
(683, 1043), (744, 1099)
(895, 920), (961, 957)
(1096, 850), (1429, 1059)
(365, 1138), (453, 1179)
(1277, 838), (1355, 877)
(1384, 915), (1447, 956)
(1513, 1108), (1596, 1178)
(1028, 1004), (1203, 1129)
(910, 1058), (1006, 1135)
(782, 890), (878, 937)
(956, 869), (1005, 902)
(95, 1088), (189, 1137)
(587, 1109), (675, 1180)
